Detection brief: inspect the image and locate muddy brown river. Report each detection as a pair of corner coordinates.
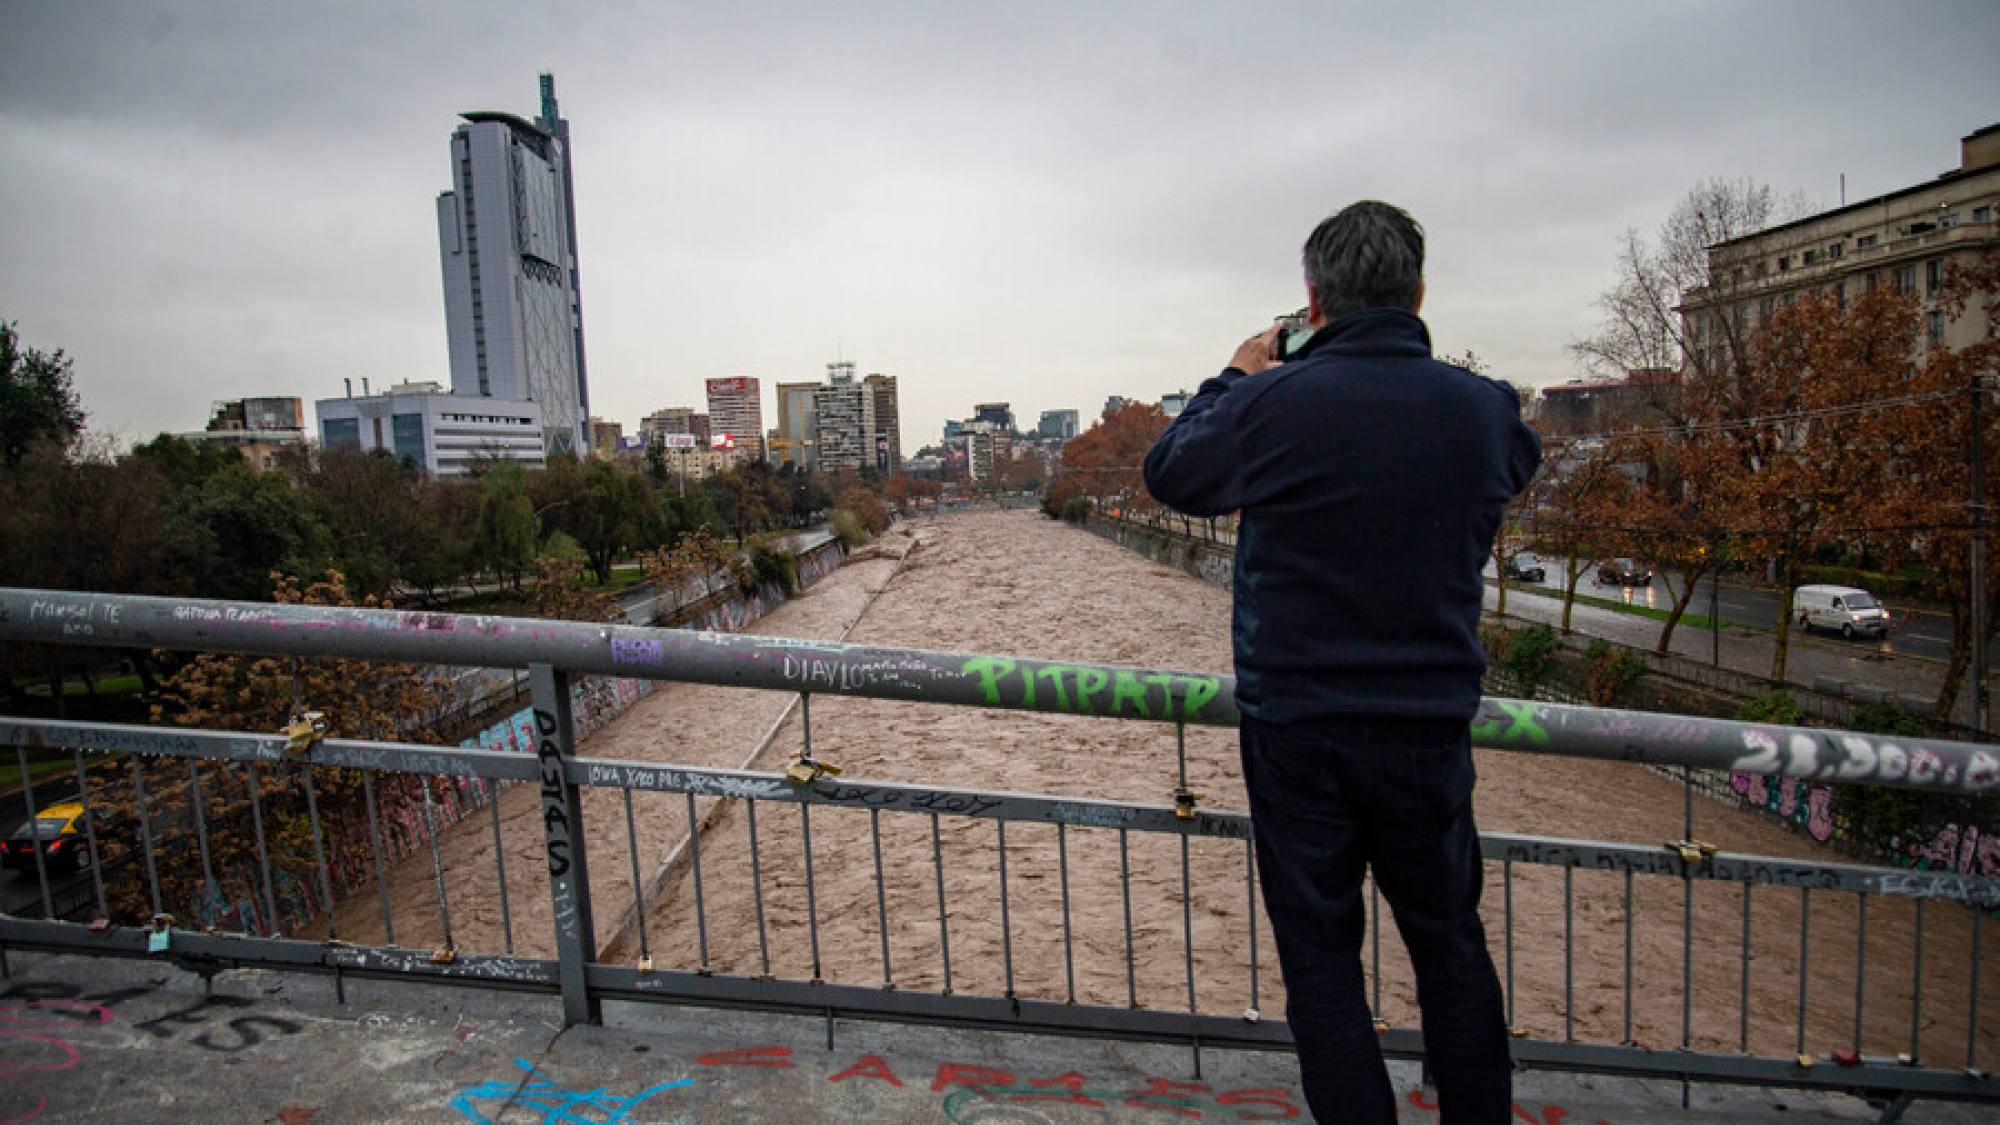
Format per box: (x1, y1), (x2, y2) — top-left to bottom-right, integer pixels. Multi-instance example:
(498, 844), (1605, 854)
(331, 510), (1998, 1070)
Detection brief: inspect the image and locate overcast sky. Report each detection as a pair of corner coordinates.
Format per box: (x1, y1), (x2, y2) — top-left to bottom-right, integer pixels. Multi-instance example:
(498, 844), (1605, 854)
(5, 1), (1999, 452)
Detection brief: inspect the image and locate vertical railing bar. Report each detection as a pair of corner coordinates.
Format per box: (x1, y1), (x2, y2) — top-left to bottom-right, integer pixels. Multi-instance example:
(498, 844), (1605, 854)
(1967, 910), (1982, 1071)
(487, 785), (512, 955)
(685, 791), (710, 972)
(748, 800), (772, 978)
(800, 802), (822, 982)
(244, 763), (280, 937)
(1503, 858), (1515, 1030)
(869, 808), (891, 988)
(301, 767), (337, 941)
(1564, 864), (1575, 1044)
(130, 758), (163, 917)
(621, 788), (651, 966)
(70, 751), (107, 921)
(1180, 832), (1196, 1015)
(188, 761), (219, 928)
(1120, 828), (1136, 1009)
(998, 820), (1016, 998)
(929, 812), (950, 994)
(1740, 882), (1753, 1055)
(1623, 867), (1634, 1045)
(1681, 852), (1693, 1053)
(1245, 837), (1260, 1014)
(360, 771), (395, 947)
(1796, 888), (1811, 1056)
(1909, 899), (1924, 1063)
(420, 780), (454, 952)
(15, 749), (52, 920)
(1853, 892), (1867, 1054)
(1057, 822), (1075, 1005)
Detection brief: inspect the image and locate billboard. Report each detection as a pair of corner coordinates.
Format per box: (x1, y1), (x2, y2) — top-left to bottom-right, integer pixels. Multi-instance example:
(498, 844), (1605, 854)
(657, 433), (697, 450)
(706, 376), (757, 395)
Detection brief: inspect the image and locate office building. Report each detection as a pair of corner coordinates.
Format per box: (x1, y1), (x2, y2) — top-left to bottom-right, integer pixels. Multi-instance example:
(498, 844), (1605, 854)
(706, 376), (764, 459)
(318, 382), (545, 475)
(1037, 409), (1079, 442)
(1160, 391), (1190, 418)
(435, 74), (590, 457)
(588, 417), (622, 458)
(178, 397), (306, 472)
(864, 373), (902, 474)
(1682, 124), (2000, 368)
(640, 407), (695, 445)
(774, 380), (820, 470)
(973, 402), (1014, 432)
(964, 422), (1012, 485)
(813, 368), (876, 471)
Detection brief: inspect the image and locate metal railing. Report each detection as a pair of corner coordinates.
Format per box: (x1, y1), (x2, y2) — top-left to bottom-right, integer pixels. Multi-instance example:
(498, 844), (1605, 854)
(0, 587), (1997, 1113)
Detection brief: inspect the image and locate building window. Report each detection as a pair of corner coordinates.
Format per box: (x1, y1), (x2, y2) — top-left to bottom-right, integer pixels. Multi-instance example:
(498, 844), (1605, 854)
(322, 418), (360, 450)
(1975, 206), (1993, 223)
(1929, 311), (1945, 345)
(1803, 249), (1819, 266)
(1777, 255), (1791, 272)
(1927, 259), (1944, 296)
(1857, 234), (1878, 249)
(392, 413), (427, 470)
(1828, 242), (1843, 260)
(1834, 282), (1846, 309)
(1896, 265), (1916, 296)
(1940, 212), (1960, 229)
(1865, 271), (1878, 293)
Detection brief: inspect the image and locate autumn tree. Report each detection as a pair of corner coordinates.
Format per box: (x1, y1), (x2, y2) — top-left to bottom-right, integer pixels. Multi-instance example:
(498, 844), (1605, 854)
(125, 572), (452, 928)
(1873, 249), (2000, 712)
(1527, 439), (1636, 632)
(1702, 289), (1939, 681)
(1046, 402), (1168, 519)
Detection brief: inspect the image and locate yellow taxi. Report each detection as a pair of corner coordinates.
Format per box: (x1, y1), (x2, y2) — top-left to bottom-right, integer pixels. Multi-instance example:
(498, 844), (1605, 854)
(4, 802), (94, 873)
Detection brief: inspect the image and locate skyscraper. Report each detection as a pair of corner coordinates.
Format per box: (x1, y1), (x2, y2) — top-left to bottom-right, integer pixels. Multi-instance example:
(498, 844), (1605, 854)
(705, 377), (764, 458)
(774, 381), (820, 470)
(813, 367), (875, 471)
(436, 74), (590, 457)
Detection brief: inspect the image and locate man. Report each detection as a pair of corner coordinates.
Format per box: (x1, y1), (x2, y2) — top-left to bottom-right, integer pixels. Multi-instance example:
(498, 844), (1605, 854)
(1144, 201), (1540, 1124)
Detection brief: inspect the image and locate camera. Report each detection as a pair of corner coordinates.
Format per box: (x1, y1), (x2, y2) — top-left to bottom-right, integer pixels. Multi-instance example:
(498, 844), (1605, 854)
(1273, 308), (1314, 362)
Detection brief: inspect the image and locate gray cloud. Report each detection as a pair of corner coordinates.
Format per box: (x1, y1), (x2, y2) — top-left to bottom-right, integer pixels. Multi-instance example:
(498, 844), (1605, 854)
(4, 0), (1998, 449)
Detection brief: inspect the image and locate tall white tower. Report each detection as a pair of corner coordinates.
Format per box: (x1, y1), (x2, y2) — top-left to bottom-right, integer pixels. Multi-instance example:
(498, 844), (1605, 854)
(436, 75), (590, 457)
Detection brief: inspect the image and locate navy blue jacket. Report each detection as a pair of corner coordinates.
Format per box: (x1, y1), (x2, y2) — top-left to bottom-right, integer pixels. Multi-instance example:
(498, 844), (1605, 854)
(1143, 308), (1541, 723)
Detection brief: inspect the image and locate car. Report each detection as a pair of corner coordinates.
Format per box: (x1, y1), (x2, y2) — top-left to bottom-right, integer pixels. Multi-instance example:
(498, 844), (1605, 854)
(1794, 584), (1891, 639)
(1502, 553), (1547, 583)
(1596, 558), (1653, 587)
(3, 801), (95, 873)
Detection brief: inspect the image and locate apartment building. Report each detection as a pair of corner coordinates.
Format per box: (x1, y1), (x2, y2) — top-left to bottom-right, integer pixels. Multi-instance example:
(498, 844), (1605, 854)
(1682, 124), (2000, 367)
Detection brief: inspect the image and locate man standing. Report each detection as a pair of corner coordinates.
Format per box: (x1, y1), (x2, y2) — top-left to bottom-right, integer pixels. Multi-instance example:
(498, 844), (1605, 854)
(1144, 201), (1540, 1123)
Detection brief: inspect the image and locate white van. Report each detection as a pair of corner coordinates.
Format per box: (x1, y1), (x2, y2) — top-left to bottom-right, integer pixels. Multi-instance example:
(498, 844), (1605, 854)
(1793, 584), (1890, 639)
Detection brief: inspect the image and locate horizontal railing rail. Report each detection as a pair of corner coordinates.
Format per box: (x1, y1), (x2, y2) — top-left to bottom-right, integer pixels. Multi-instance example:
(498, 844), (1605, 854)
(2, 586), (1998, 1113)
(2, 587), (1995, 793)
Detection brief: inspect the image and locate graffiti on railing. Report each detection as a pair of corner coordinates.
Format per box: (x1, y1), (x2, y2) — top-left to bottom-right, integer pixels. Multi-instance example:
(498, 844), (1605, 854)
(959, 656), (1224, 721)
(1732, 772), (1837, 842)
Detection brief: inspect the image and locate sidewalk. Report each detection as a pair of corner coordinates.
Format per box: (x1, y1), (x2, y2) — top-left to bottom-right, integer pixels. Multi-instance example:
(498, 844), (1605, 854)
(1485, 581), (1992, 730)
(0, 951), (1986, 1123)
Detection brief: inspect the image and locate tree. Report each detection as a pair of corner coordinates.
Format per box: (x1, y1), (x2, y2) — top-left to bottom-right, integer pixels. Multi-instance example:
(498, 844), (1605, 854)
(1703, 289), (1937, 681)
(474, 461), (539, 591)
(0, 321), (85, 470)
(1046, 403), (1168, 519)
(184, 461), (331, 602)
(835, 487), (889, 537)
(1571, 179), (1808, 395)
(1527, 439), (1636, 633)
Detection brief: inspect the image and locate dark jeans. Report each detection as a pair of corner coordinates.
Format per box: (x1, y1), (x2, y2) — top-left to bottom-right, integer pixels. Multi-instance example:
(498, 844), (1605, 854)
(1240, 714), (1511, 1124)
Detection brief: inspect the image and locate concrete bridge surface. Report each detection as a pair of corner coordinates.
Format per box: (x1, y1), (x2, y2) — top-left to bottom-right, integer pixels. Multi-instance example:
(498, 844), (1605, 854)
(0, 952), (1985, 1123)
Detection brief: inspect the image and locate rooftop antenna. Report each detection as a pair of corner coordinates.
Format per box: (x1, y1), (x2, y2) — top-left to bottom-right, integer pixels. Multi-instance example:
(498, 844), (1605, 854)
(1840, 172), (1846, 206)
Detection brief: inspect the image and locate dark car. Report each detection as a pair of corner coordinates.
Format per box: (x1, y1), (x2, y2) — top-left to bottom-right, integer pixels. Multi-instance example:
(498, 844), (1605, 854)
(3, 802), (94, 873)
(1502, 553), (1546, 583)
(1596, 557), (1653, 587)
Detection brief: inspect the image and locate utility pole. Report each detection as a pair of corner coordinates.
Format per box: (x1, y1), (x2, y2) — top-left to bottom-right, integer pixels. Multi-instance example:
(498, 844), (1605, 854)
(1973, 375), (1991, 732)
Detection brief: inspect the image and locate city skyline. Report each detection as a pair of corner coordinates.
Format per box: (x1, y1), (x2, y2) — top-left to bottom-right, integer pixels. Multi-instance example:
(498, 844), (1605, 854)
(5, 3), (2000, 453)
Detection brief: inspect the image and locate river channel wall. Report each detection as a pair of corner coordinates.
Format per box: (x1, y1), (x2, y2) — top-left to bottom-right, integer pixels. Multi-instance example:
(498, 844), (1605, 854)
(172, 537), (851, 936)
(1077, 510), (2000, 882)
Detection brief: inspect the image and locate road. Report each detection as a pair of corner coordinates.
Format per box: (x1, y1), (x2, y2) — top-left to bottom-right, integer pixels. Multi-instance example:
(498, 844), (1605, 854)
(1490, 555), (1979, 664)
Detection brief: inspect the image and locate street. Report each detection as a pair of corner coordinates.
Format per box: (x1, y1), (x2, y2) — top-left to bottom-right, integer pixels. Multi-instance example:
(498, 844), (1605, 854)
(1491, 555), (1979, 664)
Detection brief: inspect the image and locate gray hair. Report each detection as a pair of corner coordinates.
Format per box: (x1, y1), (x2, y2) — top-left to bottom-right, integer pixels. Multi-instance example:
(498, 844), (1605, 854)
(1302, 201), (1425, 321)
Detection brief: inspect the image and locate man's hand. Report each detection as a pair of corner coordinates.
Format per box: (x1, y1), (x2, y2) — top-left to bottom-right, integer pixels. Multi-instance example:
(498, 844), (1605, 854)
(1228, 328), (1282, 376)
